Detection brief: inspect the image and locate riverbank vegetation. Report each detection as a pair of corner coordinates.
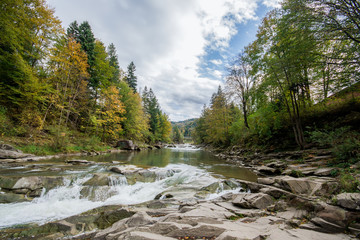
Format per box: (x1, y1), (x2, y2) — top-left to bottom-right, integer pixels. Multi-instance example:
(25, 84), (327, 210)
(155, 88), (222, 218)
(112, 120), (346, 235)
(193, 0), (360, 164)
(0, 0), (171, 154)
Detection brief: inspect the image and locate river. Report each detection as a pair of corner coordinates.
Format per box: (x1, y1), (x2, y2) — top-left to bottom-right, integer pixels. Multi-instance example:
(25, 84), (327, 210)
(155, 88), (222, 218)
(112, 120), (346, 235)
(0, 144), (257, 229)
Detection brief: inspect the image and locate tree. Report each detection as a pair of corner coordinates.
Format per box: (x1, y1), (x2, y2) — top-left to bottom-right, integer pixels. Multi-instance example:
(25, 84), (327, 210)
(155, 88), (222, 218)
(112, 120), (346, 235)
(96, 85), (125, 141)
(125, 61), (138, 92)
(118, 81), (149, 141)
(173, 126), (184, 143)
(107, 43), (121, 84)
(92, 40), (113, 98)
(47, 37), (89, 128)
(0, 0), (62, 125)
(226, 51), (255, 129)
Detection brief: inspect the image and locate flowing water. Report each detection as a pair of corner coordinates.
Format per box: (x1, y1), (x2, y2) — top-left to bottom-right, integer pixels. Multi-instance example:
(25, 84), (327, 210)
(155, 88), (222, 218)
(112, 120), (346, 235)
(0, 144), (256, 228)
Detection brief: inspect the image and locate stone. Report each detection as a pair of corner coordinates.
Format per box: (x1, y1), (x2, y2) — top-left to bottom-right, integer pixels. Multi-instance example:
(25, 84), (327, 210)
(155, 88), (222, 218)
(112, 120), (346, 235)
(84, 173), (110, 186)
(147, 200), (167, 209)
(129, 231), (175, 240)
(257, 178), (275, 185)
(335, 192), (360, 210)
(13, 176), (42, 190)
(126, 211), (156, 227)
(115, 140), (135, 150)
(232, 193), (274, 209)
(260, 187), (289, 199)
(310, 217), (346, 233)
(314, 168), (336, 177)
(0, 192), (30, 203)
(65, 159), (93, 165)
(167, 225), (225, 239)
(149, 222), (180, 235)
(255, 166), (280, 175)
(0, 176), (19, 189)
(0, 144), (33, 159)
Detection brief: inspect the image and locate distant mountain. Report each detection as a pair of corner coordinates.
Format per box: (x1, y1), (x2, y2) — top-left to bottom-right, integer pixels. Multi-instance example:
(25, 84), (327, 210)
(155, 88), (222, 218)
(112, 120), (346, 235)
(171, 118), (197, 138)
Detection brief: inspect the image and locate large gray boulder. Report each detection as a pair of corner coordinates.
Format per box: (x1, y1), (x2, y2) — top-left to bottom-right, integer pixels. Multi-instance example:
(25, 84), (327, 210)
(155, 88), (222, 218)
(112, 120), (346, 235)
(114, 140), (135, 150)
(232, 193), (274, 209)
(335, 193), (360, 210)
(275, 176), (338, 196)
(0, 143), (32, 159)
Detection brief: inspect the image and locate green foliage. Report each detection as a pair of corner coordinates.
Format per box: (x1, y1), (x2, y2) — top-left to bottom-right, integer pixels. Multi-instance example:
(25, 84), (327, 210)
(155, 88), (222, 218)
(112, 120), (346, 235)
(308, 127), (360, 167)
(338, 170), (359, 193)
(289, 170), (304, 178)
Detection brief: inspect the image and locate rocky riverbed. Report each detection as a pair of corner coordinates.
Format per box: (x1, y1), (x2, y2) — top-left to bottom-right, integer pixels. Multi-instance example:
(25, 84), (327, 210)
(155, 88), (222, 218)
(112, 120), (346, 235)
(0, 144), (359, 239)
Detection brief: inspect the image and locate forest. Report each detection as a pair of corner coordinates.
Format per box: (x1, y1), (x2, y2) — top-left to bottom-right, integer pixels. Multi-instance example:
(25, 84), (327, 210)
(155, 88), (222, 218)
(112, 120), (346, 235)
(193, 0), (359, 164)
(0, 0), (172, 154)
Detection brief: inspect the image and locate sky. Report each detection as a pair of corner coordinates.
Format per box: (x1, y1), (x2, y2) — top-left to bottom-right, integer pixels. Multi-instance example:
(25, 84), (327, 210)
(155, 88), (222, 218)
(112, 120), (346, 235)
(47, 0), (280, 122)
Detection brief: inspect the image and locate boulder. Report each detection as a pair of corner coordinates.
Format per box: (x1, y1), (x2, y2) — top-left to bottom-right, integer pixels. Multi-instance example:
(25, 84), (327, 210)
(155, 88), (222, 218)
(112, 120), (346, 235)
(0, 144), (32, 159)
(335, 193), (360, 210)
(65, 159), (93, 165)
(115, 140), (135, 150)
(167, 225), (226, 239)
(0, 192), (30, 203)
(12, 176), (63, 192)
(275, 176), (338, 196)
(84, 173), (110, 186)
(257, 178), (275, 185)
(255, 166), (280, 175)
(314, 168), (336, 177)
(126, 211), (156, 227)
(232, 193), (274, 209)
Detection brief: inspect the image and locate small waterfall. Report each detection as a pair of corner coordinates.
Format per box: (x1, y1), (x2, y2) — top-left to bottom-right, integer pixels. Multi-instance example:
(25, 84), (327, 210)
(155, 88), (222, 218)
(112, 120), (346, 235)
(108, 175), (128, 186)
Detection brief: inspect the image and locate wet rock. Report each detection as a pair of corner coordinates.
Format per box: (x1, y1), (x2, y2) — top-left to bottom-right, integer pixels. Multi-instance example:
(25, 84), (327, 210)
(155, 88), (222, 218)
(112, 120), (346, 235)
(65, 159), (93, 165)
(0, 176), (19, 189)
(84, 173), (110, 186)
(154, 145), (162, 149)
(13, 176), (43, 190)
(0, 192), (30, 203)
(334, 192), (360, 210)
(232, 193), (274, 209)
(115, 140), (135, 150)
(10, 176), (63, 194)
(126, 211), (156, 227)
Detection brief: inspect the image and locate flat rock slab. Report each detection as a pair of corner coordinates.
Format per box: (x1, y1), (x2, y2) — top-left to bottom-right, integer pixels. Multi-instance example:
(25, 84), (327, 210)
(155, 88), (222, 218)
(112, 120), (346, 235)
(335, 193), (360, 210)
(232, 193), (274, 209)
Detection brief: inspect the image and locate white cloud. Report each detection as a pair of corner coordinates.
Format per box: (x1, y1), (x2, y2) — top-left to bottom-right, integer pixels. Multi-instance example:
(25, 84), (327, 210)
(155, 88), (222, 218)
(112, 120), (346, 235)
(210, 59), (223, 65)
(47, 0), (263, 121)
(262, 0), (282, 8)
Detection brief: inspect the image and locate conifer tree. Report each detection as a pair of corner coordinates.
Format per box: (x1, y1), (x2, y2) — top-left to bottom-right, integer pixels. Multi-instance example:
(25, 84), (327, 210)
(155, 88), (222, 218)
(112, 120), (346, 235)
(125, 61), (138, 92)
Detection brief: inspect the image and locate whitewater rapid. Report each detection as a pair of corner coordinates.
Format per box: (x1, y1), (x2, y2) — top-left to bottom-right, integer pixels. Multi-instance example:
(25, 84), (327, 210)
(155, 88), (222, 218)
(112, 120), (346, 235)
(0, 163), (240, 228)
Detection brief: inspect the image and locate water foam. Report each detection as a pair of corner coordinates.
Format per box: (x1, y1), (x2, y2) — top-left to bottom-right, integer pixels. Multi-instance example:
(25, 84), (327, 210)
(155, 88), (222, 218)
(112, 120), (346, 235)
(0, 164), (227, 228)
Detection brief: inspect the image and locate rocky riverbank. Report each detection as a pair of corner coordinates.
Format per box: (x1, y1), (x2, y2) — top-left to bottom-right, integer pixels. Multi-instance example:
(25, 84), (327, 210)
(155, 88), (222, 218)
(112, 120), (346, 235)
(0, 144), (359, 239)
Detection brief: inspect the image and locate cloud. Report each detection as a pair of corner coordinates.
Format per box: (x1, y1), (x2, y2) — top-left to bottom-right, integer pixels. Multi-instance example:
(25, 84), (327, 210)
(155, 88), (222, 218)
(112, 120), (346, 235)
(262, 0), (282, 8)
(47, 0), (263, 121)
(210, 59), (223, 65)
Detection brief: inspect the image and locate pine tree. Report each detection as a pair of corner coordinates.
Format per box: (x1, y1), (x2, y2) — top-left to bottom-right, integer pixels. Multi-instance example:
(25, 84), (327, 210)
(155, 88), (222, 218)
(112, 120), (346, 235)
(107, 43), (120, 84)
(125, 61), (137, 92)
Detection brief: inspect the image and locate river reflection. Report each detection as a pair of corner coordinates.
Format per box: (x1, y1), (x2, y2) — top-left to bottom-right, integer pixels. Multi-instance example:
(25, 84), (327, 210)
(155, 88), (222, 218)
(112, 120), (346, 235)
(66, 146), (257, 182)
